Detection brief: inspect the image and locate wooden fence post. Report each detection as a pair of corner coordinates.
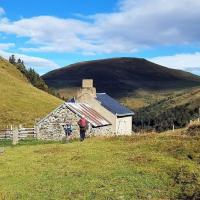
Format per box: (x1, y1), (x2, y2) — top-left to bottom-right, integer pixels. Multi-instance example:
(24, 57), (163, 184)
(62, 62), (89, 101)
(35, 125), (41, 139)
(19, 124), (22, 129)
(198, 108), (200, 122)
(172, 124), (175, 132)
(12, 127), (19, 145)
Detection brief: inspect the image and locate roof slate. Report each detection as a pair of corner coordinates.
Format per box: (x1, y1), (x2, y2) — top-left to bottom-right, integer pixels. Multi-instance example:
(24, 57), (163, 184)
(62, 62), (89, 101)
(96, 93), (134, 117)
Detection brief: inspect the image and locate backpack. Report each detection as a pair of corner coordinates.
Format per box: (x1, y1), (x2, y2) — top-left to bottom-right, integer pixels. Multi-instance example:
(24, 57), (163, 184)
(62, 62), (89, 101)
(64, 124), (72, 134)
(64, 124), (72, 131)
(79, 118), (87, 128)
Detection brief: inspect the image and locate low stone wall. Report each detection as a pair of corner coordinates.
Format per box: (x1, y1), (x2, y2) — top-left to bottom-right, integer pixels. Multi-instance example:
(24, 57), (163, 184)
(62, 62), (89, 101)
(89, 125), (114, 137)
(35, 103), (114, 141)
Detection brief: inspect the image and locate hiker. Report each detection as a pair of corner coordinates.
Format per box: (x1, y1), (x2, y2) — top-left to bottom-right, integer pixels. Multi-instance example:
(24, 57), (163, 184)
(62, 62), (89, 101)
(63, 121), (73, 142)
(78, 115), (88, 141)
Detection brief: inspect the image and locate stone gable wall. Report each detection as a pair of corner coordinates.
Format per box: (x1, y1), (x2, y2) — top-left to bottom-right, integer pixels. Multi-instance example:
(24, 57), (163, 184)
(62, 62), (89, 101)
(36, 103), (80, 140)
(35, 103), (113, 140)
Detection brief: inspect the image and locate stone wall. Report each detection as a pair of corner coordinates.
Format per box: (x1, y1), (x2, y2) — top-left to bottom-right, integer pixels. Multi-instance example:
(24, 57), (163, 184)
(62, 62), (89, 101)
(89, 125), (114, 137)
(35, 103), (114, 140)
(36, 103), (80, 140)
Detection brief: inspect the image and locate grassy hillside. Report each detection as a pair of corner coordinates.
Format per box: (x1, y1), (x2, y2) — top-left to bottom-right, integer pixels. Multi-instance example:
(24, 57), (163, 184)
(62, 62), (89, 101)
(133, 87), (200, 131)
(139, 87), (200, 113)
(120, 89), (182, 110)
(0, 57), (63, 127)
(0, 133), (199, 199)
(43, 57), (200, 100)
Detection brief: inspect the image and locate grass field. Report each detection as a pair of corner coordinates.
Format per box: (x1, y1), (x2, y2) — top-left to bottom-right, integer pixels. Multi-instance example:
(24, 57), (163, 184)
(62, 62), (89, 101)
(0, 57), (63, 127)
(0, 133), (199, 199)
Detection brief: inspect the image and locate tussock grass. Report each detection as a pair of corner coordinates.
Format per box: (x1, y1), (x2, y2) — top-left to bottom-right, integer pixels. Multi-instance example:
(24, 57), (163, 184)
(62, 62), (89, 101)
(0, 57), (63, 127)
(0, 134), (199, 199)
(185, 121), (200, 136)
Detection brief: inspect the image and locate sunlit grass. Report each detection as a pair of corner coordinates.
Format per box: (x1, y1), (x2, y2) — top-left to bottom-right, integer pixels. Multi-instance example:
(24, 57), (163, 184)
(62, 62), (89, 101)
(0, 57), (63, 128)
(0, 133), (199, 199)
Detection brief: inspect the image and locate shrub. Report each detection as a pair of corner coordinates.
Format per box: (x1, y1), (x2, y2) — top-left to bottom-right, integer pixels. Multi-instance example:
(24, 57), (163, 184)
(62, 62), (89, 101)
(185, 123), (200, 136)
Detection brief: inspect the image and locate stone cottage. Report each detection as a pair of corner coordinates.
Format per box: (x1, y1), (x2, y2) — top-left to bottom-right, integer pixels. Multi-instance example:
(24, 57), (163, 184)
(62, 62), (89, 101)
(35, 79), (134, 140)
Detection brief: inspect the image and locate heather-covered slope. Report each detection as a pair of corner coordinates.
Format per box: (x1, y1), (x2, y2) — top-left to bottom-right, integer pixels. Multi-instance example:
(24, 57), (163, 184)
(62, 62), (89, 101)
(43, 57), (200, 99)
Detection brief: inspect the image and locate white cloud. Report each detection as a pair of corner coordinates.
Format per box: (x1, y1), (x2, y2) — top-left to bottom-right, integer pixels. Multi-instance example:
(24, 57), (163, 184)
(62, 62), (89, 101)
(0, 16), (97, 53)
(0, 50), (60, 73)
(0, 43), (15, 50)
(149, 52), (200, 74)
(0, 7), (5, 16)
(0, 0), (200, 54)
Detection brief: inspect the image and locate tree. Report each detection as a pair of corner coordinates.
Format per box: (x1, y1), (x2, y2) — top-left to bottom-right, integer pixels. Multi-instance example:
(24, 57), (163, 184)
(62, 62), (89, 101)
(9, 55), (16, 65)
(133, 101), (197, 132)
(17, 58), (21, 64)
(16, 59), (27, 75)
(8, 54), (61, 99)
(26, 68), (48, 92)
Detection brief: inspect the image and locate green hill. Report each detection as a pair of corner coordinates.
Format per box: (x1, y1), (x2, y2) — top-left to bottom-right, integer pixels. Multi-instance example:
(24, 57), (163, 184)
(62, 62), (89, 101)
(152, 87), (200, 110)
(133, 87), (200, 132)
(0, 57), (63, 127)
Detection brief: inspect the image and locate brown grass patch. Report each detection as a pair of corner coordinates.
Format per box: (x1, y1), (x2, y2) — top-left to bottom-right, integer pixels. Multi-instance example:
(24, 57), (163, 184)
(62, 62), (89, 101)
(128, 154), (154, 164)
(34, 147), (65, 154)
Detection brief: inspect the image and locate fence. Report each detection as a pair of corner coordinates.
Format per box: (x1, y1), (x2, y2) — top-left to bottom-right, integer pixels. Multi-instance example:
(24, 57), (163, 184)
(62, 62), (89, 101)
(0, 126), (36, 140)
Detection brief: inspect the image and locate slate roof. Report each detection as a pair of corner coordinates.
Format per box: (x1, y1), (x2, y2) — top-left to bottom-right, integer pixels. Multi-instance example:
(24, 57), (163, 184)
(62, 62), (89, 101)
(65, 103), (111, 127)
(96, 93), (134, 117)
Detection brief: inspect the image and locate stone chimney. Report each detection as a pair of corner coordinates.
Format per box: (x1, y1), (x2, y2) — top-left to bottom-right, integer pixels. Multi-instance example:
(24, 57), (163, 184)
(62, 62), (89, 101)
(82, 79), (93, 88)
(77, 79), (96, 102)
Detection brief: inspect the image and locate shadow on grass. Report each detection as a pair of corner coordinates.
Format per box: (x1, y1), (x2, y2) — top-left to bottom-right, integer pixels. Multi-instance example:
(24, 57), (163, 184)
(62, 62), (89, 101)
(0, 139), (71, 147)
(0, 137), (84, 147)
(0, 139), (12, 147)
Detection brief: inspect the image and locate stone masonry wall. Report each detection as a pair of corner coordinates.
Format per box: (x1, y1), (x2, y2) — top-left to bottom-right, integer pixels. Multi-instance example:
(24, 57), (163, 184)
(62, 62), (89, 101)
(89, 125), (114, 137)
(36, 104), (80, 140)
(35, 103), (114, 141)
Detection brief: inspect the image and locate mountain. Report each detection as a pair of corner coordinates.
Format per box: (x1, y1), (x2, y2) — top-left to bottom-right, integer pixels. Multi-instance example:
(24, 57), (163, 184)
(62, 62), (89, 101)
(43, 57), (200, 100)
(0, 57), (63, 127)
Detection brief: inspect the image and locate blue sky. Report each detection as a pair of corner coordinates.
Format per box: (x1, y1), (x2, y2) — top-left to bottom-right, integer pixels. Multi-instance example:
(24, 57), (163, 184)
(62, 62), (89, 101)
(0, 0), (200, 75)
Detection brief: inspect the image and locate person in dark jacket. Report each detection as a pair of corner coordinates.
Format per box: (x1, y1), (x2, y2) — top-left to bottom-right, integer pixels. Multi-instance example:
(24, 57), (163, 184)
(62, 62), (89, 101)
(63, 122), (73, 142)
(78, 115), (88, 141)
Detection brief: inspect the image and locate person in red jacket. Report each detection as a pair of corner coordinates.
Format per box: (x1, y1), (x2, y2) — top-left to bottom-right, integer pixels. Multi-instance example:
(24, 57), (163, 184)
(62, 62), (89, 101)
(78, 115), (88, 141)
